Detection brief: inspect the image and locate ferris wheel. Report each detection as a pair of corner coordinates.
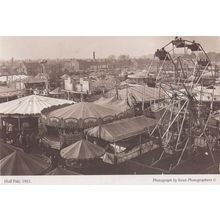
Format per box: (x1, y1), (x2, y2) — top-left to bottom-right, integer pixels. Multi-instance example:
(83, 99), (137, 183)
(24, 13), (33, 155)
(154, 37), (213, 84)
(148, 37), (216, 171)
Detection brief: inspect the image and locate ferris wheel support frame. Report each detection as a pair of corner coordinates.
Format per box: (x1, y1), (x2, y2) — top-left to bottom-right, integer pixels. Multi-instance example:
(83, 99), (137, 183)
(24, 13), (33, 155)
(148, 37), (217, 170)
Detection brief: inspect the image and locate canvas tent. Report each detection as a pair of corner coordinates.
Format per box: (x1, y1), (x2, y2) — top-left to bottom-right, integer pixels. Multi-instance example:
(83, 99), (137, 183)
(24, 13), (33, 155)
(94, 96), (118, 105)
(94, 96), (131, 112)
(60, 139), (105, 160)
(107, 84), (166, 106)
(0, 150), (51, 175)
(86, 116), (158, 142)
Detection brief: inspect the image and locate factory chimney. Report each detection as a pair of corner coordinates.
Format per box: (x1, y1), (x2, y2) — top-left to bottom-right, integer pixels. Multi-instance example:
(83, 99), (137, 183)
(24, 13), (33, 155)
(93, 51), (96, 60)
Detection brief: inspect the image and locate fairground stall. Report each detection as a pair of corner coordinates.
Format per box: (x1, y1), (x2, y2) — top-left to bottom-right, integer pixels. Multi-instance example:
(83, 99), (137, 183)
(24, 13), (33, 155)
(106, 84), (167, 115)
(0, 86), (24, 103)
(49, 87), (65, 99)
(86, 115), (160, 165)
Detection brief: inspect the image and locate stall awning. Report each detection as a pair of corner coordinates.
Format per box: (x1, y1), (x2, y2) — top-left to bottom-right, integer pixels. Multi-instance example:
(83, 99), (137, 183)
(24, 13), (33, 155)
(86, 116), (158, 142)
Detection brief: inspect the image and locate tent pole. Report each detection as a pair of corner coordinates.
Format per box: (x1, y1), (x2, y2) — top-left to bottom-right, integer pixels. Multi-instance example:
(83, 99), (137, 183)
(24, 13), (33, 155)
(139, 135), (142, 155)
(142, 84), (145, 112)
(113, 141), (117, 165)
(0, 116), (3, 139)
(0, 116), (3, 130)
(80, 84), (83, 102)
(18, 117), (21, 132)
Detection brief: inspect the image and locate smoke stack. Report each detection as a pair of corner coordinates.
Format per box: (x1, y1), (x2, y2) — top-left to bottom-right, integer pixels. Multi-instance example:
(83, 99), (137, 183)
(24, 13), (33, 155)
(93, 51), (96, 60)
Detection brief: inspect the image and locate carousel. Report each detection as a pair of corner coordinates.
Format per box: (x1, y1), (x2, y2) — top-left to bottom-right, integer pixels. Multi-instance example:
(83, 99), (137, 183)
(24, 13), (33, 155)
(0, 94), (73, 150)
(40, 101), (134, 151)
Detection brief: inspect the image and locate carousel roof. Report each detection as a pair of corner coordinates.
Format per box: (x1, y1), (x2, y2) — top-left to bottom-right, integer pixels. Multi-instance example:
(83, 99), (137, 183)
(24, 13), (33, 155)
(87, 115), (158, 142)
(60, 139), (105, 160)
(0, 150), (51, 175)
(0, 94), (73, 116)
(47, 101), (121, 120)
(47, 167), (79, 175)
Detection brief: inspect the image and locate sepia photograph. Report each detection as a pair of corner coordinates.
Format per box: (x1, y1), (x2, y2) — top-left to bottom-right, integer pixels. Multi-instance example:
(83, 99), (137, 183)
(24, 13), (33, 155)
(0, 36), (220, 178)
(1, 2), (220, 220)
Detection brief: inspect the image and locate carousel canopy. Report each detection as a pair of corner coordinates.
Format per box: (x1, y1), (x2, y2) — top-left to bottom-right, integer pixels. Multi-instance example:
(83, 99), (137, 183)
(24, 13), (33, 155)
(47, 101), (121, 120)
(0, 94), (73, 116)
(0, 150), (51, 175)
(60, 139), (105, 160)
(47, 167), (79, 175)
(87, 115), (158, 142)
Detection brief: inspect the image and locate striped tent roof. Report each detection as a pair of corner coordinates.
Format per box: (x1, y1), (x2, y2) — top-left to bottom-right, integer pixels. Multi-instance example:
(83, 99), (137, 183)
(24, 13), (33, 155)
(107, 84), (166, 106)
(60, 139), (105, 160)
(0, 150), (51, 175)
(87, 115), (158, 142)
(47, 101), (121, 120)
(0, 94), (73, 116)
(0, 141), (22, 160)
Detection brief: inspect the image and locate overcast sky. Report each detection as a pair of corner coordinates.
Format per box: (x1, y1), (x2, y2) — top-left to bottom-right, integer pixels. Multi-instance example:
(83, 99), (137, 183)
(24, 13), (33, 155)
(0, 36), (220, 60)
